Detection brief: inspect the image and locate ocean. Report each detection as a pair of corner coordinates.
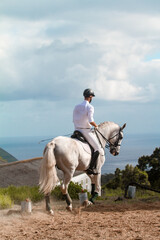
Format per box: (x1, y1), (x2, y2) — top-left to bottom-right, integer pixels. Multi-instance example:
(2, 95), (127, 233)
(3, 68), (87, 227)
(0, 134), (160, 174)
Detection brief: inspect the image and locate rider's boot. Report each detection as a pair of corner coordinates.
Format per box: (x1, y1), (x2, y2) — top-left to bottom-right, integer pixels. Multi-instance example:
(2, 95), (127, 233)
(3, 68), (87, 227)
(86, 151), (99, 175)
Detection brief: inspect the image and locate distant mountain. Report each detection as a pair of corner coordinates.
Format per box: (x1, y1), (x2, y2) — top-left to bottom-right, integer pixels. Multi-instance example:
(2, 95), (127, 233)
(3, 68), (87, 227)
(0, 148), (17, 164)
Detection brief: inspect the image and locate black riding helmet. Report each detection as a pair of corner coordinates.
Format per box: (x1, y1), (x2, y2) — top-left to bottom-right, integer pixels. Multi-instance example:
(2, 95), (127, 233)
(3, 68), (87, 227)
(83, 88), (95, 97)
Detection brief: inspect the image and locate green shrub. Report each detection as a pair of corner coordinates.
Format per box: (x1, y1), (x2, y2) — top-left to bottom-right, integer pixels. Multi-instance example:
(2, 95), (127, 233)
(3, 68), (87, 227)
(0, 186), (44, 204)
(51, 181), (85, 200)
(29, 186), (44, 202)
(0, 182), (88, 208)
(51, 186), (63, 199)
(135, 189), (160, 199)
(68, 181), (84, 199)
(0, 194), (12, 209)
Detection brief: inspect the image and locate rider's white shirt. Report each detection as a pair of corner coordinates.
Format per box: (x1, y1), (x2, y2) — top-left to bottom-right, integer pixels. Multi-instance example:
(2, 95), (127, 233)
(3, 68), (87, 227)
(73, 100), (94, 129)
(73, 100), (103, 154)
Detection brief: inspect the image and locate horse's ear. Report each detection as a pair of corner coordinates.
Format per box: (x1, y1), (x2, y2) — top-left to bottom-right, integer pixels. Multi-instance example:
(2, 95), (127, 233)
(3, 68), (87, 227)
(121, 123), (126, 130)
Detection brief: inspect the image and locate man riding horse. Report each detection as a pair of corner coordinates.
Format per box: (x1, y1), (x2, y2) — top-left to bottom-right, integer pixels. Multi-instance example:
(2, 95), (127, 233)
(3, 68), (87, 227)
(73, 88), (104, 175)
(39, 88), (126, 214)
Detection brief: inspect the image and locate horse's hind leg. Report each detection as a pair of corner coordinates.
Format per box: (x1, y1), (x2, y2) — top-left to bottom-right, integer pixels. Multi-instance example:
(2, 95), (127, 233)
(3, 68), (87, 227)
(45, 194), (54, 215)
(61, 171), (74, 211)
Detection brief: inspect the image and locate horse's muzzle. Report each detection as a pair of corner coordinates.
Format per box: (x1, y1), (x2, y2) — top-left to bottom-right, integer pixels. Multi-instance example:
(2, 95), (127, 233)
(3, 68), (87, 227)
(110, 149), (119, 156)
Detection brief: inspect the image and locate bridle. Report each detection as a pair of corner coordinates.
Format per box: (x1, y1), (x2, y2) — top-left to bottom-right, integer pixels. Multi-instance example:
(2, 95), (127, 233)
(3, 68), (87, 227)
(95, 128), (123, 150)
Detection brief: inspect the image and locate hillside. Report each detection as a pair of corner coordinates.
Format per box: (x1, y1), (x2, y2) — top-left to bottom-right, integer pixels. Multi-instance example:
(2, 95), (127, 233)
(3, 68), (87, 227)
(0, 158), (42, 187)
(0, 148), (17, 164)
(0, 157), (82, 188)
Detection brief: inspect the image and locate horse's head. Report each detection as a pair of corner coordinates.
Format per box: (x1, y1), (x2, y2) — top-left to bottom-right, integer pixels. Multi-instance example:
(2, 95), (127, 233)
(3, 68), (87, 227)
(109, 123), (126, 156)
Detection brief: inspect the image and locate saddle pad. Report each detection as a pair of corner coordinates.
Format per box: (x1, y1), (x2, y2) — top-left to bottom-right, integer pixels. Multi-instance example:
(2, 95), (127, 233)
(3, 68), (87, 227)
(74, 139), (92, 155)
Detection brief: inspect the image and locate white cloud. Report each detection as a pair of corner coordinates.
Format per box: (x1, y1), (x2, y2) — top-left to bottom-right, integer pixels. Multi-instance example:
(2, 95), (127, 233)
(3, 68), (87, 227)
(1, 1), (160, 137)
(95, 79), (142, 101)
(0, 3), (160, 103)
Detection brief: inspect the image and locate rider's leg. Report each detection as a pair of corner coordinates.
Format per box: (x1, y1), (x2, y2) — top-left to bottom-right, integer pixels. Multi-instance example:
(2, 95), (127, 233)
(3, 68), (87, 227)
(86, 150), (99, 175)
(78, 129), (102, 175)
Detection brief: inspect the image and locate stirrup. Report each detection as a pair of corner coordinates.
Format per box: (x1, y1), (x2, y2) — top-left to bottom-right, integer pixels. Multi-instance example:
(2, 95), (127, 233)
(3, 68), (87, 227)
(86, 168), (99, 175)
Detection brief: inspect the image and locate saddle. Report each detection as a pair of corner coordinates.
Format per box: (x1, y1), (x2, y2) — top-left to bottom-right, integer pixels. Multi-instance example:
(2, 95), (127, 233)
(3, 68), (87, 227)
(71, 130), (94, 154)
(71, 131), (99, 175)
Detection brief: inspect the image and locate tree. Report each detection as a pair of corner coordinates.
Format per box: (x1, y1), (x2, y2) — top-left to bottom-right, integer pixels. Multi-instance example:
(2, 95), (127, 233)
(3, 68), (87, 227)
(121, 164), (150, 189)
(105, 168), (122, 189)
(105, 165), (149, 189)
(101, 173), (115, 185)
(137, 155), (150, 171)
(137, 147), (160, 189)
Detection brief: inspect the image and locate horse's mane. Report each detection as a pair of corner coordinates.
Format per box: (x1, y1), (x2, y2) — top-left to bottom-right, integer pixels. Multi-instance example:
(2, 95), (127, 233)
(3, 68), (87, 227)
(98, 121), (119, 130)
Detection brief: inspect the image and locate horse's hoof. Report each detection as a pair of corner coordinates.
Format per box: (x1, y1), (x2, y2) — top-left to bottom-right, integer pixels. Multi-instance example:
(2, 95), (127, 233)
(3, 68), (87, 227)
(87, 201), (93, 206)
(66, 205), (72, 211)
(49, 209), (54, 215)
(82, 200), (93, 207)
(89, 199), (95, 204)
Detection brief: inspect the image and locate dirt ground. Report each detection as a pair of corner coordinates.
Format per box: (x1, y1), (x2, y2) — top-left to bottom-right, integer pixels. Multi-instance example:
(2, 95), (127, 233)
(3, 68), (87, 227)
(0, 199), (160, 240)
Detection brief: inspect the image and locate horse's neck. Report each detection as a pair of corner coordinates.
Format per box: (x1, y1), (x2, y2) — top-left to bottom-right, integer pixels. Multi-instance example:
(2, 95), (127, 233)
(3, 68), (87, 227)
(99, 122), (119, 139)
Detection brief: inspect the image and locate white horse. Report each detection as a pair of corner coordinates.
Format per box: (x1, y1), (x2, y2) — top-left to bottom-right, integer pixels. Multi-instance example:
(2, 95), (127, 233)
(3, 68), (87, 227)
(39, 121), (126, 214)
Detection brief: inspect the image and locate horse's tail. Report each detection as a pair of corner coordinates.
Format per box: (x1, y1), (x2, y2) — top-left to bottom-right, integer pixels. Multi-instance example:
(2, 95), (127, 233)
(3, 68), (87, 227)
(39, 141), (59, 195)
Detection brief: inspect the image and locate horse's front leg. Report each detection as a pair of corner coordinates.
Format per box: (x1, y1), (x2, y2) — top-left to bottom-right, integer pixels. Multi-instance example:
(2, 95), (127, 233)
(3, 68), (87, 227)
(45, 194), (54, 215)
(89, 174), (101, 204)
(89, 183), (98, 204)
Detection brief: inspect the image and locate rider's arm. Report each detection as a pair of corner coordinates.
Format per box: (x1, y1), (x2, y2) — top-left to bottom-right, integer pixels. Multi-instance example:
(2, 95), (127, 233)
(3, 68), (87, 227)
(88, 104), (98, 128)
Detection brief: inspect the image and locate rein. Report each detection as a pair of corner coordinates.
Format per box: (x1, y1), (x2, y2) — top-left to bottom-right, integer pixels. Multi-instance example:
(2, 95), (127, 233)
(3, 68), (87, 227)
(95, 128), (122, 150)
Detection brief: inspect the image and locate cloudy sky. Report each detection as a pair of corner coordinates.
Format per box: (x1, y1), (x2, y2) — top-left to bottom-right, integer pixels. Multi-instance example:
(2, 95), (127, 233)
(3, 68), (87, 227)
(1, 0), (160, 137)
